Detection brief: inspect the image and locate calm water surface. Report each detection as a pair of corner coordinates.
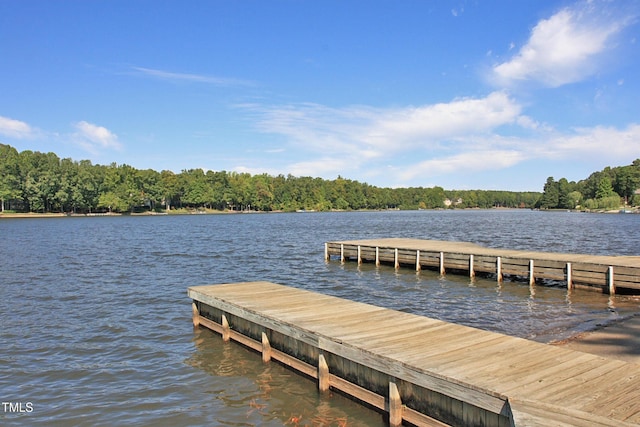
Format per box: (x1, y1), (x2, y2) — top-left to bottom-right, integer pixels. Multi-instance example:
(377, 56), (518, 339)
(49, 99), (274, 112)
(1, 210), (639, 425)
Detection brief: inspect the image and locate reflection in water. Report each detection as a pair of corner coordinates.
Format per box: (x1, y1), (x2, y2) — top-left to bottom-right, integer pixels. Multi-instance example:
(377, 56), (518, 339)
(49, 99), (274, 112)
(186, 328), (386, 426)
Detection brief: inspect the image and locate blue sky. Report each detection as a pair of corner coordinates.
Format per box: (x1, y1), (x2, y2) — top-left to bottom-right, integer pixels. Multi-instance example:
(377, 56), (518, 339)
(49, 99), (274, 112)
(1, 0), (639, 191)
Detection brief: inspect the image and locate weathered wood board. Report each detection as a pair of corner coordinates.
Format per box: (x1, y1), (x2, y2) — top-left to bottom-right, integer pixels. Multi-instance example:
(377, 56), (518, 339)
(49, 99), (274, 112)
(326, 238), (640, 293)
(189, 281), (640, 426)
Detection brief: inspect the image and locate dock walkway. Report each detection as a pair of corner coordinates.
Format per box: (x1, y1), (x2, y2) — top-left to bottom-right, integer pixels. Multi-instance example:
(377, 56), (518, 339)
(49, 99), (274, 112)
(189, 282), (640, 426)
(325, 238), (640, 293)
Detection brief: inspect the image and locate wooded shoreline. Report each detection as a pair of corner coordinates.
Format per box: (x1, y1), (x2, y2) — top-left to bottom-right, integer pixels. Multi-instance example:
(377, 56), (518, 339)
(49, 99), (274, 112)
(0, 144), (541, 214)
(2, 144), (638, 214)
(1, 206), (637, 219)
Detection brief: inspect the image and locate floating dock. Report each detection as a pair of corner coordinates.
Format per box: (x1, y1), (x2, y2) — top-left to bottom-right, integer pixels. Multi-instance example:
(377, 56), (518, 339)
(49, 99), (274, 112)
(189, 282), (640, 426)
(325, 238), (640, 294)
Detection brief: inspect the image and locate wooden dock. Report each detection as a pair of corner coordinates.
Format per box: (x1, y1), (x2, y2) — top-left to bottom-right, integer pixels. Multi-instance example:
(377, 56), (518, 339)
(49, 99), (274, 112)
(189, 282), (640, 426)
(325, 238), (640, 294)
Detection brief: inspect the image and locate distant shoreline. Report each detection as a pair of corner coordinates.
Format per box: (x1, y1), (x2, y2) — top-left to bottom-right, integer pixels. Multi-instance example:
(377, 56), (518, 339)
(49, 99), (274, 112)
(1, 207), (637, 219)
(0, 210), (277, 218)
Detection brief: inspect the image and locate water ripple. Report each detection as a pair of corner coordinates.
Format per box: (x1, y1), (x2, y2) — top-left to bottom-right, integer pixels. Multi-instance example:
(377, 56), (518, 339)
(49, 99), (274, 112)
(1, 211), (638, 425)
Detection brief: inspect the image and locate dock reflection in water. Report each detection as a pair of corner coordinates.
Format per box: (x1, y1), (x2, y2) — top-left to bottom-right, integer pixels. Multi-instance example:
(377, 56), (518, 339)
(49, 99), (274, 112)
(186, 327), (386, 426)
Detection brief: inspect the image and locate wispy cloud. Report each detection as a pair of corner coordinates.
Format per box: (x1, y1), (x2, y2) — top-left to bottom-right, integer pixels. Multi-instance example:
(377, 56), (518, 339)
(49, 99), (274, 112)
(0, 115), (34, 139)
(240, 92), (532, 182)
(246, 91), (522, 156)
(397, 124), (640, 183)
(492, 2), (635, 87)
(397, 150), (526, 182)
(241, 92), (640, 186)
(545, 123), (640, 159)
(73, 121), (122, 153)
(132, 66), (254, 87)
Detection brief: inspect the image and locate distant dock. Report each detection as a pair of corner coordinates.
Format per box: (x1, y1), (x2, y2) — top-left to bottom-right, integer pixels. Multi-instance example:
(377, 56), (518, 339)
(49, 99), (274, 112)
(189, 282), (640, 426)
(325, 238), (640, 294)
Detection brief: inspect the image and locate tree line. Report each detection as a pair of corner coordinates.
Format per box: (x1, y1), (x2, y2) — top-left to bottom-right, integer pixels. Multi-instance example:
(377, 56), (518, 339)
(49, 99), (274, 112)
(1, 143), (543, 213)
(538, 160), (640, 210)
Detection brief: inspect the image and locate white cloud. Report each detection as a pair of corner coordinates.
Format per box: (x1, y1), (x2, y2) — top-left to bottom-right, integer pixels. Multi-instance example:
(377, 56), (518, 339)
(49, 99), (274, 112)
(368, 92), (521, 146)
(398, 150), (526, 182)
(247, 91), (522, 158)
(242, 94), (640, 186)
(0, 115), (33, 139)
(132, 66), (254, 87)
(73, 121), (122, 153)
(547, 124), (640, 159)
(240, 92), (533, 181)
(393, 124), (640, 185)
(492, 2), (634, 87)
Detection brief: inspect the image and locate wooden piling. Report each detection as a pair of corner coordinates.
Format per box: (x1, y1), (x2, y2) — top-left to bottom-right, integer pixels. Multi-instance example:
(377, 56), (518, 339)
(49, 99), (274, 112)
(608, 266), (615, 294)
(528, 259), (535, 286)
(192, 302), (200, 327)
(496, 257), (503, 283)
(318, 354), (330, 392)
(416, 249), (421, 272)
(566, 262), (573, 290)
(221, 314), (230, 341)
(261, 332), (271, 362)
(388, 382), (403, 427)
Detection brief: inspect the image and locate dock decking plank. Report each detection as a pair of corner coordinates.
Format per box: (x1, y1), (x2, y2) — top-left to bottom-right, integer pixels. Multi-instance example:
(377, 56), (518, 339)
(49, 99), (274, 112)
(189, 282), (640, 426)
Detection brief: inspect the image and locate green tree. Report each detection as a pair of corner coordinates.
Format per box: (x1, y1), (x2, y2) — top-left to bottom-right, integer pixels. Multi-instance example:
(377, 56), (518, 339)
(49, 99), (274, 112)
(595, 176), (616, 199)
(181, 169), (212, 208)
(0, 144), (22, 211)
(539, 177), (559, 209)
(137, 169), (163, 210)
(614, 167), (638, 204)
(567, 191), (582, 209)
(160, 170), (181, 210)
(98, 191), (125, 212)
(557, 178), (573, 209)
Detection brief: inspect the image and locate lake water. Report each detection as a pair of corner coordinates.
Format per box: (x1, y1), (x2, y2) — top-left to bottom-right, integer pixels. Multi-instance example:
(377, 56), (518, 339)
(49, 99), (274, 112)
(1, 210), (639, 426)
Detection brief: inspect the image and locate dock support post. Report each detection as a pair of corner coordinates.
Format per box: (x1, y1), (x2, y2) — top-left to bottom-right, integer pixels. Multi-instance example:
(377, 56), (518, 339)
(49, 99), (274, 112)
(439, 252), (445, 275)
(608, 266), (615, 294)
(261, 332), (271, 363)
(318, 354), (330, 392)
(375, 247), (380, 266)
(394, 248), (399, 269)
(340, 244), (344, 263)
(416, 250), (421, 272)
(388, 382), (403, 427)
(324, 243), (328, 261)
(566, 262), (573, 290)
(221, 314), (230, 342)
(357, 245), (362, 265)
(192, 302), (200, 327)
(496, 257), (503, 282)
(529, 260), (535, 286)
(469, 254), (475, 278)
